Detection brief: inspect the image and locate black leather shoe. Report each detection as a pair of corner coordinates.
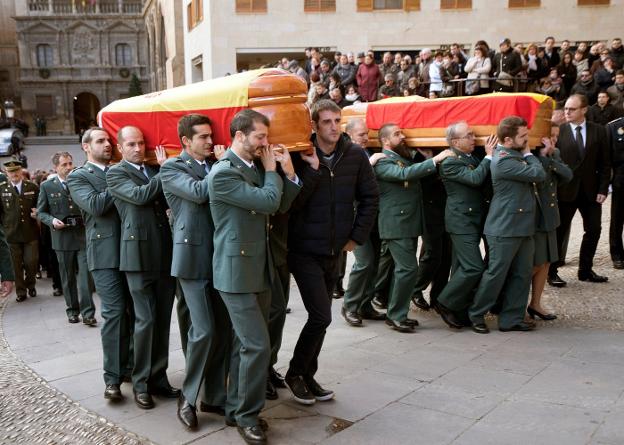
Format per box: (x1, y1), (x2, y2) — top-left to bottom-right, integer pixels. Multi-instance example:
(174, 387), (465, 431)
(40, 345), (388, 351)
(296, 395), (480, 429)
(372, 295), (387, 309)
(304, 377), (334, 401)
(68, 315), (80, 324)
(499, 322), (535, 332)
(237, 425), (267, 444)
(385, 318), (415, 333)
(284, 374), (316, 405)
(547, 273), (567, 287)
(613, 260), (624, 270)
(527, 306), (557, 321)
(269, 367), (286, 389)
(53, 289), (63, 296)
(226, 417), (268, 431)
(341, 306), (362, 327)
(199, 402), (225, 415)
(404, 317), (419, 327)
(436, 302), (463, 329)
(104, 384), (122, 401)
(578, 270), (608, 283)
(412, 293), (430, 311)
(177, 395), (198, 430)
(359, 308), (386, 320)
(134, 391), (154, 409)
(266, 379), (278, 400)
(28, 288), (37, 298)
(149, 384), (181, 398)
(83, 317), (97, 326)
(471, 323), (490, 334)
(15, 294), (26, 302)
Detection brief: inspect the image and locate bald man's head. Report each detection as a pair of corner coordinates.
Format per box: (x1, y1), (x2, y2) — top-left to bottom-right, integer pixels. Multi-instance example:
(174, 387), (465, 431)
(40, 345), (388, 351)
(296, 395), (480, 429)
(117, 126), (146, 164)
(345, 118), (369, 148)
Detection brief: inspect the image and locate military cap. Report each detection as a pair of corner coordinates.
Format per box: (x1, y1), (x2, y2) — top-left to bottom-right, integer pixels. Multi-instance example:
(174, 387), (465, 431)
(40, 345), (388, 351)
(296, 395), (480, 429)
(3, 160), (22, 172)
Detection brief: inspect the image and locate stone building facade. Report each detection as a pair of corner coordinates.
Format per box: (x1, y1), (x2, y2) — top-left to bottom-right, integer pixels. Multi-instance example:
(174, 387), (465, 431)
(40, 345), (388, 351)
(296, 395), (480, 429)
(15, 0), (148, 135)
(0, 0), (19, 117)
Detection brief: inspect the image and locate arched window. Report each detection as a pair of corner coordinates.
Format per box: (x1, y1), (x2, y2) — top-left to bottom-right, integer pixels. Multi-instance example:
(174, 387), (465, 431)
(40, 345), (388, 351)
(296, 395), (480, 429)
(36, 44), (53, 67)
(115, 43), (132, 66)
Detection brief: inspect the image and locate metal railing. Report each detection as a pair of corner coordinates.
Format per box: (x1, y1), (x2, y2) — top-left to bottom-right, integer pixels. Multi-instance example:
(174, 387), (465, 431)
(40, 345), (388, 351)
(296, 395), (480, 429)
(26, 0), (143, 14)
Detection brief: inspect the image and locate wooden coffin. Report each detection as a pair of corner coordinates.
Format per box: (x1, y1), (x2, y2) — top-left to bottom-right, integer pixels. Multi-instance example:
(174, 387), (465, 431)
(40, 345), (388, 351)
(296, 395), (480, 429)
(341, 93), (554, 149)
(98, 69), (311, 164)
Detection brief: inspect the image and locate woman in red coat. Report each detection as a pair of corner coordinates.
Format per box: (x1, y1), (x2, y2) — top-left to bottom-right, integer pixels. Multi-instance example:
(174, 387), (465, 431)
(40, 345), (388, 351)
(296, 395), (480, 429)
(356, 54), (381, 102)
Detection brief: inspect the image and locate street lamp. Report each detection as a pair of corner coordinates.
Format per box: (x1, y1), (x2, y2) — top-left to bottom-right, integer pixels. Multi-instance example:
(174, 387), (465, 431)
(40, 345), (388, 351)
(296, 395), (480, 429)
(3, 99), (15, 120)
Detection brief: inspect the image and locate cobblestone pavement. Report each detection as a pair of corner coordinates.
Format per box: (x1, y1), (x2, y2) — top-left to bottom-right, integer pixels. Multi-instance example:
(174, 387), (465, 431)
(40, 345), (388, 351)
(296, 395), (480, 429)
(0, 297), (153, 445)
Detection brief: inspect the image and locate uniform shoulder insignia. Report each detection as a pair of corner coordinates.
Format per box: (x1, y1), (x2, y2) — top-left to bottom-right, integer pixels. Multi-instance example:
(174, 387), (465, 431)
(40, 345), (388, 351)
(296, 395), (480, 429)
(396, 160), (405, 168)
(499, 151), (509, 157)
(607, 116), (624, 126)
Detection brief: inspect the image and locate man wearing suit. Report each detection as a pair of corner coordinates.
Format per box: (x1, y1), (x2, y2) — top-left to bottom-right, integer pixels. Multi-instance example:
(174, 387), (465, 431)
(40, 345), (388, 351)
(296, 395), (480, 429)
(548, 94), (612, 286)
(469, 116), (546, 333)
(68, 128), (133, 401)
(106, 126), (179, 410)
(0, 160), (39, 302)
(608, 116), (624, 269)
(436, 122), (495, 328)
(208, 109), (300, 445)
(38, 152), (95, 325)
(374, 123), (453, 332)
(160, 114), (231, 430)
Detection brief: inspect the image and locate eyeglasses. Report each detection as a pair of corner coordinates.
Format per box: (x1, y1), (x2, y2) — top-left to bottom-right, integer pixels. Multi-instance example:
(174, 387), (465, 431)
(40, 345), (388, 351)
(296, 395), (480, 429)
(457, 132), (475, 139)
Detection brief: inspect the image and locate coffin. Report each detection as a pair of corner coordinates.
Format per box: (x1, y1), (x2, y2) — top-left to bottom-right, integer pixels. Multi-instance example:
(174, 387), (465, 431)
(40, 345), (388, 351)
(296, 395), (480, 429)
(98, 69), (311, 164)
(341, 93), (554, 148)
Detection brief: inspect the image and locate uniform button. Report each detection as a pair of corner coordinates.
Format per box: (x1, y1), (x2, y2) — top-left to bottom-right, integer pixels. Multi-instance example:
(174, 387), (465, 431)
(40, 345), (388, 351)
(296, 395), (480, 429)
(550, 203), (555, 207)
(518, 209), (523, 212)
(21, 219), (24, 222)
(69, 205), (73, 209)
(97, 234), (101, 238)
(251, 210), (256, 215)
(468, 207), (472, 211)
(551, 193), (555, 197)
(269, 224), (273, 229)
(241, 250), (245, 255)
(400, 210), (404, 214)
(130, 235), (134, 239)
(550, 182), (554, 186)
(184, 238), (188, 243)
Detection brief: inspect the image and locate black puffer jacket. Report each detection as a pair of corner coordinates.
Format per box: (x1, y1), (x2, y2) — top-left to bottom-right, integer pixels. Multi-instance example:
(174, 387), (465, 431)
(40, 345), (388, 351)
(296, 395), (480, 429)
(288, 133), (379, 256)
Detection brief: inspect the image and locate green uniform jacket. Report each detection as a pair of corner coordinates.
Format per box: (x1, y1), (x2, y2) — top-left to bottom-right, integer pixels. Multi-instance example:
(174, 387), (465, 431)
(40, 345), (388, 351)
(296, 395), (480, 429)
(208, 149), (285, 294)
(439, 148), (491, 235)
(37, 176), (86, 251)
(106, 160), (172, 273)
(0, 225), (14, 280)
(161, 150), (214, 281)
(535, 149), (573, 232)
(0, 179), (39, 243)
(374, 149), (437, 239)
(483, 146), (546, 238)
(67, 162), (121, 271)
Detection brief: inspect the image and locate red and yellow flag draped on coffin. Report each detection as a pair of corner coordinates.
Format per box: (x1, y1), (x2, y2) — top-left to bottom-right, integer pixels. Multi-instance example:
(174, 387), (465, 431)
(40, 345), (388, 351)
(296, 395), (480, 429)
(98, 69), (311, 164)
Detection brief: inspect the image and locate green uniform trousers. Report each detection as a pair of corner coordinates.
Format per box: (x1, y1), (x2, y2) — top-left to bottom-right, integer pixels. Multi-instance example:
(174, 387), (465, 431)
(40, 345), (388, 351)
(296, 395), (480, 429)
(413, 228), (452, 305)
(220, 290), (271, 428)
(268, 263), (291, 367)
(437, 233), (485, 312)
(175, 280), (191, 356)
(90, 268), (134, 385)
(469, 235), (534, 328)
(125, 271), (176, 393)
(386, 238), (419, 322)
(56, 249), (94, 318)
(9, 240), (38, 298)
(343, 230), (380, 314)
(178, 278), (230, 407)
(373, 240), (393, 303)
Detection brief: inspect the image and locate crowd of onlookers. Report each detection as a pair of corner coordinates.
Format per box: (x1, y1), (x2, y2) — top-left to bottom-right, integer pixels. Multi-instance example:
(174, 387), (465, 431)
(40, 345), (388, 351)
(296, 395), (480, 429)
(268, 36), (624, 123)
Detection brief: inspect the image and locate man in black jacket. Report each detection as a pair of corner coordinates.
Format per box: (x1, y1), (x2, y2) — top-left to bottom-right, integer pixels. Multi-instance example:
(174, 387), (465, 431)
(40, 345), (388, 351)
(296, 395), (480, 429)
(285, 100), (379, 405)
(492, 38), (522, 92)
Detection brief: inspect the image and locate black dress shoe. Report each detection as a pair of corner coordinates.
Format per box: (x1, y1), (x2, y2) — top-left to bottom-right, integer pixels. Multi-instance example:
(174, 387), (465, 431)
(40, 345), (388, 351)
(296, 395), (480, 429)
(134, 391), (155, 409)
(104, 384), (122, 401)
(149, 384), (181, 398)
(471, 323), (490, 334)
(372, 295), (388, 309)
(412, 293), (430, 311)
(613, 260), (624, 269)
(269, 367), (286, 389)
(341, 306), (363, 327)
(436, 302), (463, 329)
(359, 308), (386, 320)
(68, 315), (80, 324)
(547, 273), (567, 287)
(499, 322), (535, 332)
(177, 395), (198, 430)
(527, 306), (557, 321)
(404, 317), (419, 327)
(237, 425), (267, 444)
(28, 288), (37, 298)
(226, 417), (269, 431)
(284, 374), (315, 405)
(385, 318), (415, 333)
(199, 402), (225, 415)
(265, 379), (278, 400)
(15, 294), (26, 302)
(53, 289), (63, 296)
(578, 270), (608, 283)
(83, 317), (97, 326)
(304, 377), (334, 401)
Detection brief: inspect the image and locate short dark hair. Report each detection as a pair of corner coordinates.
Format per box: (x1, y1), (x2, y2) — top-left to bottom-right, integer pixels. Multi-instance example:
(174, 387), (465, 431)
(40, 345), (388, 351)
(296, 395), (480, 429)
(497, 116), (528, 142)
(379, 123), (398, 144)
(616, 69), (624, 76)
(81, 126), (106, 145)
(178, 114), (212, 146)
(545, 36), (555, 42)
(52, 151), (72, 166)
(229, 109), (270, 138)
(310, 99), (341, 123)
(568, 93), (588, 108)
